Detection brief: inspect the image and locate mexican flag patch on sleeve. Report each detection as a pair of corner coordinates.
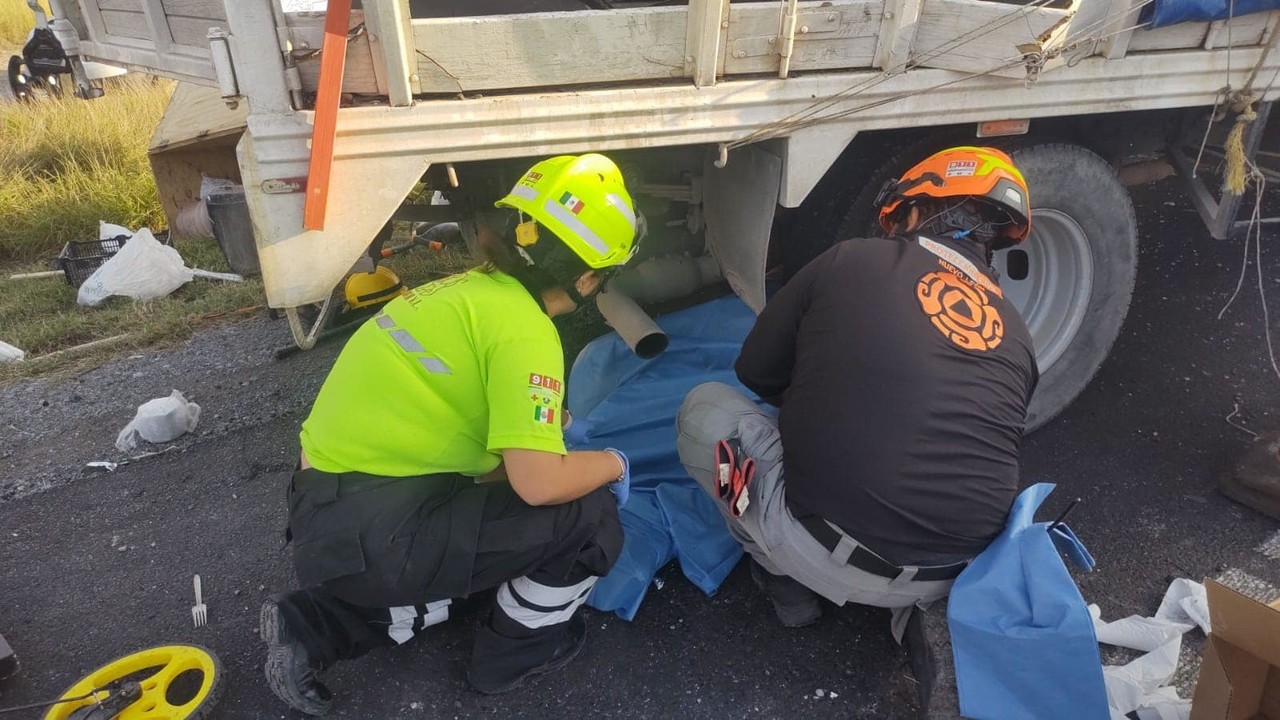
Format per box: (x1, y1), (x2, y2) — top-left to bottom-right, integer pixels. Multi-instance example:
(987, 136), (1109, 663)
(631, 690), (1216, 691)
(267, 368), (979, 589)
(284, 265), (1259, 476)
(534, 406), (556, 425)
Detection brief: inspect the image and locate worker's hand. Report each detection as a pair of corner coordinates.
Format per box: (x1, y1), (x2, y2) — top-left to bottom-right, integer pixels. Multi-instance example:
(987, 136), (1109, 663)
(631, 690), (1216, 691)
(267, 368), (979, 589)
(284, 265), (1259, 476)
(604, 448), (631, 508)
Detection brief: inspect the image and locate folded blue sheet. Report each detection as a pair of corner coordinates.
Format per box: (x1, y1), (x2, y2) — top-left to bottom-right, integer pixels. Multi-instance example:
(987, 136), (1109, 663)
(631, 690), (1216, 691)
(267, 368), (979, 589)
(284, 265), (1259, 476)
(568, 295), (769, 620)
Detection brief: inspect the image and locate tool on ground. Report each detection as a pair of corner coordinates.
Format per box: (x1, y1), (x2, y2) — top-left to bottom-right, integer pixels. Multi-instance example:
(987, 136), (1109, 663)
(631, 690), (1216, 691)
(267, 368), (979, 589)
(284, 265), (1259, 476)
(7, 644), (222, 719)
(191, 575), (207, 628)
(715, 438), (756, 518)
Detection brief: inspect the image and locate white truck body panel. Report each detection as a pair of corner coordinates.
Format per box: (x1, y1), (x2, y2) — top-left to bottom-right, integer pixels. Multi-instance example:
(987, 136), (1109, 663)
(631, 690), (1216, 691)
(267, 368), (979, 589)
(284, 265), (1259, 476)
(48, 0), (1280, 311)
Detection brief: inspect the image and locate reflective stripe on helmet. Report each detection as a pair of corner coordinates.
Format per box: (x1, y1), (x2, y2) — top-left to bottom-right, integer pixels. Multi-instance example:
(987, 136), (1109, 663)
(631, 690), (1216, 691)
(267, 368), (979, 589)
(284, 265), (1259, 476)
(508, 183), (539, 201)
(605, 193), (637, 232)
(542, 198), (611, 257)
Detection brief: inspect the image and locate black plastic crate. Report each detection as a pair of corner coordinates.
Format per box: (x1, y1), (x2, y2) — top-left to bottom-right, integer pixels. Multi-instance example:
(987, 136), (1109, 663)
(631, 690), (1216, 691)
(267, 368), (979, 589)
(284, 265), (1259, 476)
(54, 231), (172, 288)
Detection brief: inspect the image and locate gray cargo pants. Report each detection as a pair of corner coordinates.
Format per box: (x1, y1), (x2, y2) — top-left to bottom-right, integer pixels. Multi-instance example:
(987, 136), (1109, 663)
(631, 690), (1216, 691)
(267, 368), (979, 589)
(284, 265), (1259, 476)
(676, 382), (956, 641)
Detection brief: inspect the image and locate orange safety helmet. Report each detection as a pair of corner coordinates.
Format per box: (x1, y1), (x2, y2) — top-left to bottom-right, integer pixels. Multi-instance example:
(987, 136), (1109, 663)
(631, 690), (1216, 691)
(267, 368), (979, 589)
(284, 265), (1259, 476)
(875, 146), (1031, 247)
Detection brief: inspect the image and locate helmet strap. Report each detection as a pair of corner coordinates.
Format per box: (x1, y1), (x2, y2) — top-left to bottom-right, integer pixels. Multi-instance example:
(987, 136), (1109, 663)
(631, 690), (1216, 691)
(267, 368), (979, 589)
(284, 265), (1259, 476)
(873, 172), (945, 209)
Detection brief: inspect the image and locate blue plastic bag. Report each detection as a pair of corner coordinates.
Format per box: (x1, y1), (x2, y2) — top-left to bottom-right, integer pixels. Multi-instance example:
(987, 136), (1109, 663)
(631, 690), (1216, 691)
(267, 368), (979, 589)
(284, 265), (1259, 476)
(948, 483), (1109, 720)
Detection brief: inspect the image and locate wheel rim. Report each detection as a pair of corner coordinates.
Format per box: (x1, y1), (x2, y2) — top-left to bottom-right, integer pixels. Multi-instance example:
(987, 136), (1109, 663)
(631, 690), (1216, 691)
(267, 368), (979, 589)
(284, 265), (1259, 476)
(43, 645), (219, 720)
(992, 208), (1094, 373)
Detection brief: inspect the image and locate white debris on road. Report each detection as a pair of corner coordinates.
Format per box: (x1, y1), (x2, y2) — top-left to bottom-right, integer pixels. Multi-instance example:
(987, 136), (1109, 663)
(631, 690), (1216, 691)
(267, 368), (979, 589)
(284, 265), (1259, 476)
(1254, 530), (1280, 561)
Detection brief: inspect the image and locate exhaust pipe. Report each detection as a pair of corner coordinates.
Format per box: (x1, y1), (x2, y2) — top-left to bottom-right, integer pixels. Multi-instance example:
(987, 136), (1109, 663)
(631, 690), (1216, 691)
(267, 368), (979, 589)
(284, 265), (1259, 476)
(596, 288), (669, 360)
(595, 254), (723, 359)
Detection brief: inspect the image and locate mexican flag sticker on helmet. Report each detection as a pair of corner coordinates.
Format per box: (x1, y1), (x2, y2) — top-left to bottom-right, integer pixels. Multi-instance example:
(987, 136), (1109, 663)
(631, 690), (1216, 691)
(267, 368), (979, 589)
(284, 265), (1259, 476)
(559, 192), (585, 215)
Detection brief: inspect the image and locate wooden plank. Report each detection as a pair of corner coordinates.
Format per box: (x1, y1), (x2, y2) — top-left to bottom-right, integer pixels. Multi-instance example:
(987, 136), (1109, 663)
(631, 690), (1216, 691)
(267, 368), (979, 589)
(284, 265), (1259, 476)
(78, 39), (217, 82)
(304, 0), (352, 231)
(875, 0), (925, 71)
(1204, 12), (1271, 48)
(169, 15), (229, 47)
(685, 0), (729, 87)
(160, 0), (227, 21)
(140, 0), (174, 56)
(724, 2), (881, 75)
(100, 9), (152, 40)
(402, 2), (879, 95)
(292, 35), (380, 94)
(149, 134), (242, 237)
(1126, 13), (1270, 52)
(911, 0), (1075, 75)
(1095, 0), (1146, 59)
(410, 8), (689, 93)
(288, 11), (380, 95)
(364, 0), (415, 104)
(149, 82), (247, 152)
(98, 0), (143, 11)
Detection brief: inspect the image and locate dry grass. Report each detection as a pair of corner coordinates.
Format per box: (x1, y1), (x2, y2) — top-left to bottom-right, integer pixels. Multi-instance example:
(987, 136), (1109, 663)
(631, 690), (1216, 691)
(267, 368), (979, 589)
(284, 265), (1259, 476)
(0, 75), (173, 262)
(0, 237), (265, 381)
(0, 0), (48, 49)
(0, 69), (273, 381)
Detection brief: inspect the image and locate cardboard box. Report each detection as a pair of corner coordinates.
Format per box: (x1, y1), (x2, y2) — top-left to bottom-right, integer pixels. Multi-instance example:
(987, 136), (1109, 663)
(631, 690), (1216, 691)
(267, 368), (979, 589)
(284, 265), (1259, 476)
(1190, 579), (1280, 720)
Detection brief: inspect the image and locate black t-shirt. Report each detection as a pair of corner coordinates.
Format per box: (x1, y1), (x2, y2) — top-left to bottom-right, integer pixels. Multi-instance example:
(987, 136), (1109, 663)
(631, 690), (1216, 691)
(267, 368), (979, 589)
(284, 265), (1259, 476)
(735, 235), (1038, 566)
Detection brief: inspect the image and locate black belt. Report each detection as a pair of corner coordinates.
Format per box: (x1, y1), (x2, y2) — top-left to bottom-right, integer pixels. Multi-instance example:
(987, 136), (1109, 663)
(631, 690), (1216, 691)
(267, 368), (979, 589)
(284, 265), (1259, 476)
(797, 515), (968, 582)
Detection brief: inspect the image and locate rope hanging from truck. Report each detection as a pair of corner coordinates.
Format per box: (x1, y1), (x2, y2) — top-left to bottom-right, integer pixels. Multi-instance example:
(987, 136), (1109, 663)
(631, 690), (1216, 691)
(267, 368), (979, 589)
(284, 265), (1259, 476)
(1221, 9), (1280, 193)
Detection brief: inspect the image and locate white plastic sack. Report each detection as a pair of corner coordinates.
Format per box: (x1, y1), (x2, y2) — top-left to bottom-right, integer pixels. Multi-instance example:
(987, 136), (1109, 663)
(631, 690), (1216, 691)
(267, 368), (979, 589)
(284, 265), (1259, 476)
(100, 221), (133, 240)
(115, 390), (202, 451)
(0, 340), (24, 363)
(1090, 578), (1208, 720)
(78, 228), (195, 306)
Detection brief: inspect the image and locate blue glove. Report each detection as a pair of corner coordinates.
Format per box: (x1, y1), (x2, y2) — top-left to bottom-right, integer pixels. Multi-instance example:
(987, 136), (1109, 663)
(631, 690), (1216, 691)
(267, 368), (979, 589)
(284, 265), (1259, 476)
(564, 416), (593, 447)
(604, 448), (630, 508)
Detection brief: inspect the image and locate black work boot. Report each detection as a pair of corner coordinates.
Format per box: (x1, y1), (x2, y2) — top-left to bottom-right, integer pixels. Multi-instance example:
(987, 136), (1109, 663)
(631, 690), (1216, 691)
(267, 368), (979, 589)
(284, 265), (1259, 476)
(260, 596), (334, 716)
(902, 600), (962, 720)
(750, 559), (822, 628)
(468, 611), (587, 694)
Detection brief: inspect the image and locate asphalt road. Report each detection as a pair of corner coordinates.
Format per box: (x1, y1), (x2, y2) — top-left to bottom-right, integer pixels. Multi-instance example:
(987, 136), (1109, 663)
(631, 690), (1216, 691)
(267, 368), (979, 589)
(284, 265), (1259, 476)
(2, 176), (1279, 719)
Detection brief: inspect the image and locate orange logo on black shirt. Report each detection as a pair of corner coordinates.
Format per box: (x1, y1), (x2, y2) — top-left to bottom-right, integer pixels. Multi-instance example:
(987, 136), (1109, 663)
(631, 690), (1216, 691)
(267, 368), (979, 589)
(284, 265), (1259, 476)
(916, 271), (1005, 352)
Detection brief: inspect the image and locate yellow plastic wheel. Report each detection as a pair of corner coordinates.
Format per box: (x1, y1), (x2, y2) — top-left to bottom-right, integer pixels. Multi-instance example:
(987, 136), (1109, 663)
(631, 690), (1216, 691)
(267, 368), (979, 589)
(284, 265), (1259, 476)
(43, 645), (221, 720)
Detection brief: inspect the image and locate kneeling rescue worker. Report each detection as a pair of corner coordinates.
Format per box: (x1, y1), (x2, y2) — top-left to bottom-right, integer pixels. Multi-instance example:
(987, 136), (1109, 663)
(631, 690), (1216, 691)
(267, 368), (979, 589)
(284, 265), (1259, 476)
(676, 146), (1038, 641)
(262, 154), (639, 714)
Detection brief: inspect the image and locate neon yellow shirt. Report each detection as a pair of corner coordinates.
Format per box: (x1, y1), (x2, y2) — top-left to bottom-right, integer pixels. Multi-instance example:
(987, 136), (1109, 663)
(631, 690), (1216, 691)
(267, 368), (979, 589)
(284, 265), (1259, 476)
(300, 269), (567, 477)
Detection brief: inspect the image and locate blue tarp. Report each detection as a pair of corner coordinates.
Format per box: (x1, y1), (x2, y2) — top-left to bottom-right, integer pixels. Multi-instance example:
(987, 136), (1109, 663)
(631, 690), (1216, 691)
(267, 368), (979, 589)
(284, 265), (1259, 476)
(948, 483), (1109, 720)
(1144, 0), (1280, 27)
(567, 295), (771, 620)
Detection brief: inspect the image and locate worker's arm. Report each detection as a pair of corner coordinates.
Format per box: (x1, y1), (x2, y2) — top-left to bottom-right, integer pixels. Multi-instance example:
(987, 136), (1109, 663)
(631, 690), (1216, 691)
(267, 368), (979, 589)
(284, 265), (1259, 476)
(501, 448), (624, 506)
(734, 243), (829, 399)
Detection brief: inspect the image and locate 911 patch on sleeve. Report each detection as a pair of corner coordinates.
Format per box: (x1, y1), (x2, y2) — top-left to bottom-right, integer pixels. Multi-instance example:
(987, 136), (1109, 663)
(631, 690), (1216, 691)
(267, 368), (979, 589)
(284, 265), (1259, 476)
(528, 373), (563, 396)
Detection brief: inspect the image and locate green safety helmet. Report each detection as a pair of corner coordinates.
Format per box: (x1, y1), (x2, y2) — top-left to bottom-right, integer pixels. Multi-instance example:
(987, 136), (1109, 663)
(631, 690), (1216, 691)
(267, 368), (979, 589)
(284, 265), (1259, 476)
(494, 154), (638, 269)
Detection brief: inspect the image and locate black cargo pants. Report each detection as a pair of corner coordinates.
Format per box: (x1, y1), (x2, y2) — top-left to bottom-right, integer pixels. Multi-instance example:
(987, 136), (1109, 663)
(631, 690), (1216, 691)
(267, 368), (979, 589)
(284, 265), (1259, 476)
(276, 467), (622, 675)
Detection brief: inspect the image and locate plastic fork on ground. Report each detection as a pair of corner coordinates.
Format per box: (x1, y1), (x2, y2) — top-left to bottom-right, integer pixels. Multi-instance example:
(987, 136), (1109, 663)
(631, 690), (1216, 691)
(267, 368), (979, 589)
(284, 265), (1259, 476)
(192, 574), (208, 628)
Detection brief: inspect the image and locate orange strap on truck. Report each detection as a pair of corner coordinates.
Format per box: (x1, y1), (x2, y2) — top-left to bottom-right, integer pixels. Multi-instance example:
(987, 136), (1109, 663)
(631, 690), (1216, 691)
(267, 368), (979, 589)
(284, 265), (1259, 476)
(303, 0), (353, 231)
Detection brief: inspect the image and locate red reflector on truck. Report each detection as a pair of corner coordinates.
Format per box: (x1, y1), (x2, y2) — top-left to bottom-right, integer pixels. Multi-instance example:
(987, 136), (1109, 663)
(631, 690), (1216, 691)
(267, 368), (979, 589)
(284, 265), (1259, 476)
(977, 119), (1031, 137)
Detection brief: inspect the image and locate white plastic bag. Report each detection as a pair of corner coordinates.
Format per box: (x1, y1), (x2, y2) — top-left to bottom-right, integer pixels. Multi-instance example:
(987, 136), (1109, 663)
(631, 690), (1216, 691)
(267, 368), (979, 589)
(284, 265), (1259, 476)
(0, 340), (24, 363)
(100, 221), (133, 240)
(78, 228), (195, 306)
(115, 390), (202, 451)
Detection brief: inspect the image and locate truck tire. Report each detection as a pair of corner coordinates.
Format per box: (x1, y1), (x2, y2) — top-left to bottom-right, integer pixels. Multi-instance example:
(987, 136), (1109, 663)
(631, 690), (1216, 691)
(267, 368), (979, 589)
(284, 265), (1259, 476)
(826, 140), (1137, 432)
